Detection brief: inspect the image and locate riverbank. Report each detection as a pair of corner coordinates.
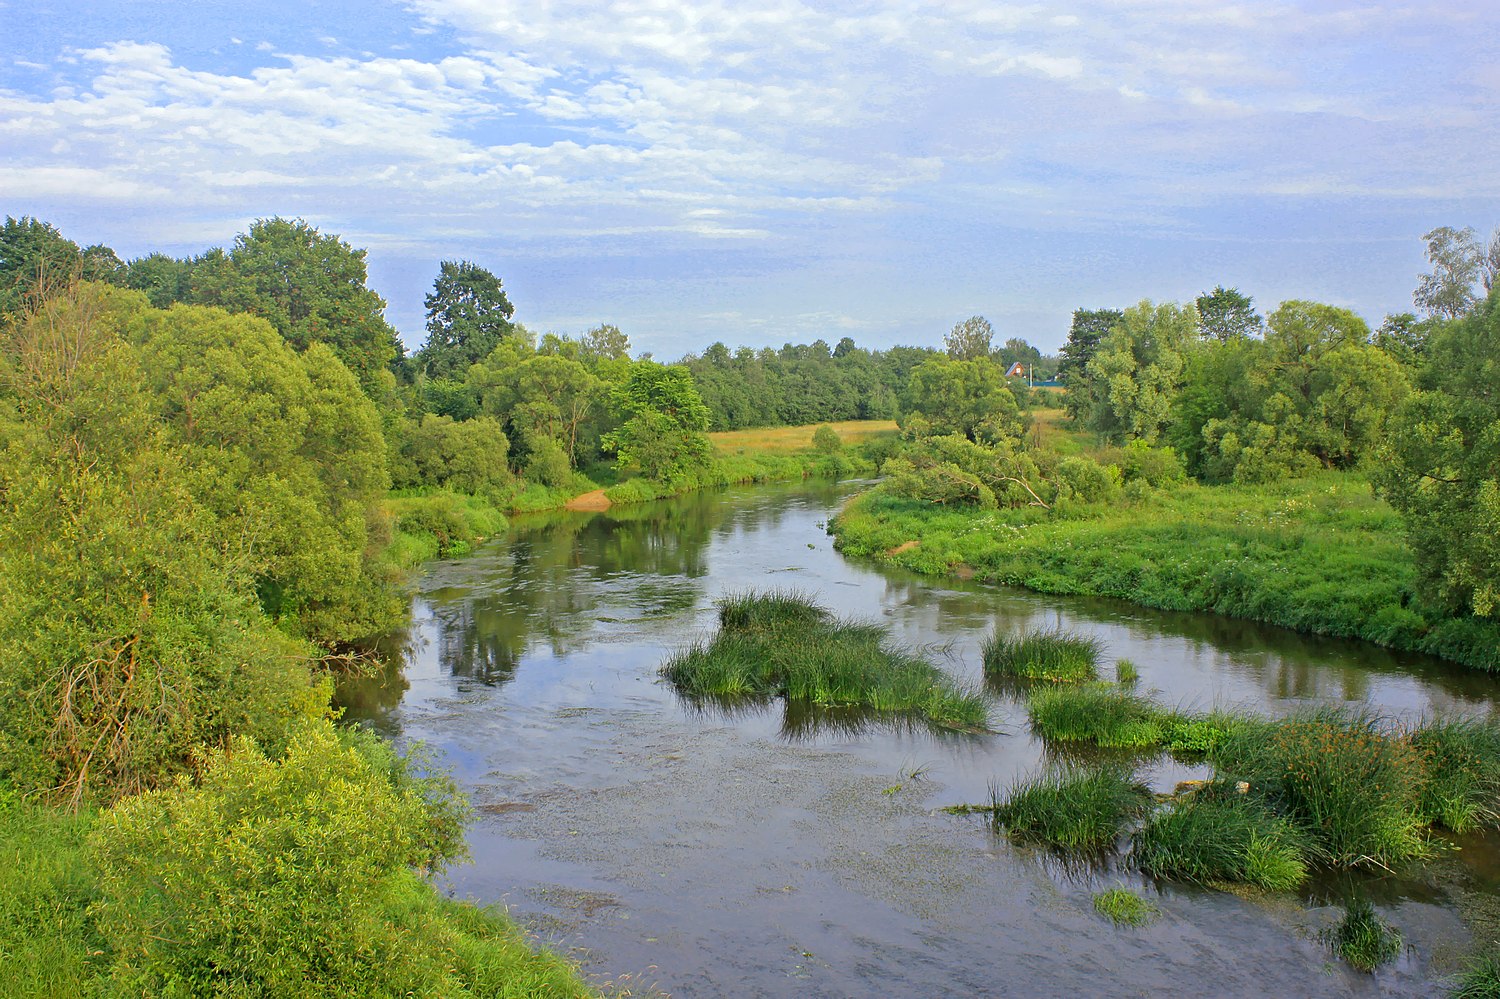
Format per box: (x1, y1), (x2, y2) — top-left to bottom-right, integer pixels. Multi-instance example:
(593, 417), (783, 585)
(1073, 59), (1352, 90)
(829, 470), (1500, 672)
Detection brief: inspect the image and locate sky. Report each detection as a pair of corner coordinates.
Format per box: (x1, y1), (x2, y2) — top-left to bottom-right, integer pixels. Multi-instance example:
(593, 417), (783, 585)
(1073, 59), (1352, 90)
(2, 1), (1497, 358)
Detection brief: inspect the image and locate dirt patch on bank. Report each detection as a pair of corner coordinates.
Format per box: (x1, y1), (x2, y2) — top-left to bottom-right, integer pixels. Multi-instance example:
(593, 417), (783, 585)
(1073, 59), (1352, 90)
(566, 489), (613, 511)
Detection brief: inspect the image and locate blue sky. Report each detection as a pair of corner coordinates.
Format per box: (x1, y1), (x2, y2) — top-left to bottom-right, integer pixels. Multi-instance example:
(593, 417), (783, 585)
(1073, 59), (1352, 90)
(2, 1), (1497, 357)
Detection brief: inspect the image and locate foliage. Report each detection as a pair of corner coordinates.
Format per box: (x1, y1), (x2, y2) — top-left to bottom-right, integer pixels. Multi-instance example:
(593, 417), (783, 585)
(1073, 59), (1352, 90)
(406, 413), (512, 494)
(0, 285), (326, 801)
(811, 424), (843, 453)
(881, 433), (1053, 510)
(1027, 684), (1165, 748)
(661, 592), (987, 729)
(1058, 307), (1121, 386)
(944, 314), (995, 360)
(1092, 887), (1157, 926)
(1408, 717), (1500, 832)
(1327, 898), (1402, 972)
(419, 260), (516, 380)
(1213, 709), (1428, 868)
(1134, 789), (1310, 891)
(1377, 291), (1500, 618)
(1076, 299), (1198, 444)
(1196, 286), (1263, 342)
(902, 356), (1024, 442)
(990, 765), (1152, 849)
(981, 627), (1103, 683)
(1414, 225), (1496, 320)
(603, 362), (713, 482)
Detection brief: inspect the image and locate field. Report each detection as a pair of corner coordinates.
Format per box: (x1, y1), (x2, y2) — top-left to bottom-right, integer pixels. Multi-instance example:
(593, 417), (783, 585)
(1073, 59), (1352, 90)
(708, 419), (898, 454)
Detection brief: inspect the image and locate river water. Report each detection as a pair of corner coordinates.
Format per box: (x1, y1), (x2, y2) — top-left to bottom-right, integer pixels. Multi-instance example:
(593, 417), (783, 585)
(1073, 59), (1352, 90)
(340, 479), (1500, 997)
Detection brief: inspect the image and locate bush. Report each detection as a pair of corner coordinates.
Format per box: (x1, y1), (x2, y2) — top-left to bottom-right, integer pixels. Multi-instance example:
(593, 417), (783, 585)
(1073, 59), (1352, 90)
(992, 765), (1152, 850)
(1055, 456), (1120, 503)
(983, 627), (1104, 683)
(89, 722), (476, 996)
(1028, 684), (1165, 748)
(811, 424), (843, 453)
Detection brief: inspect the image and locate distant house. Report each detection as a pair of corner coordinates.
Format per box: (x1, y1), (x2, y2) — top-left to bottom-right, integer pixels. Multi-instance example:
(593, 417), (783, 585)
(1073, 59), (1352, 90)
(1005, 361), (1026, 378)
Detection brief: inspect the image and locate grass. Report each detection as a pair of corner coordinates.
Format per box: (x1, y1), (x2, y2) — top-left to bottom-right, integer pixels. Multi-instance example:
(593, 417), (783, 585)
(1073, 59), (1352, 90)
(1027, 683), (1165, 748)
(1133, 789), (1310, 891)
(982, 627), (1104, 683)
(384, 490), (510, 565)
(1161, 710), (1251, 756)
(830, 469), (1500, 672)
(1327, 898), (1402, 972)
(662, 591), (988, 730)
(1093, 887), (1158, 926)
(707, 419), (898, 455)
(1212, 708), (1429, 868)
(1115, 658), (1140, 684)
(1408, 716), (1500, 833)
(1451, 950), (1500, 997)
(990, 765), (1152, 849)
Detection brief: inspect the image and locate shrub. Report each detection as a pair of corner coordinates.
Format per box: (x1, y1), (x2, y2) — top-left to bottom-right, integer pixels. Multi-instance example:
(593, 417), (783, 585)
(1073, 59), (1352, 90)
(89, 722), (475, 996)
(1055, 456), (1120, 503)
(992, 765), (1152, 850)
(983, 627), (1104, 683)
(1134, 789), (1310, 891)
(1028, 684), (1165, 748)
(1162, 711), (1249, 756)
(811, 424), (843, 453)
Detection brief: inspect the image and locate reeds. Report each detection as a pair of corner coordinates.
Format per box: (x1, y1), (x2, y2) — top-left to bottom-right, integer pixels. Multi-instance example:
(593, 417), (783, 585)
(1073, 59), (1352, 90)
(1408, 716), (1500, 833)
(990, 765), (1151, 850)
(982, 627), (1104, 683)
(1027, 683), (1164, 748)
(1092, 887), (1157, 926)
(663, 591), (988, 730)
(1327, 898), (1402, 972)
(1133, 788), (1309, 892)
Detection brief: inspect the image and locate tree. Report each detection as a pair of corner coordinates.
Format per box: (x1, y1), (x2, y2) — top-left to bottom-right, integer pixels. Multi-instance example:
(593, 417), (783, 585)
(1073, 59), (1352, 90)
(213, 217), (400, 390)
(903, 357), (1025, 442)
(0, 216), (86, 316)
(602, 362), (712, 481)
(581, 322), (631, 361)
(420, 260), (516, 380)
(1414, 226), (1487, 320)
(1058, 307), (1122, 387)
(1079, 300), (1198, 444)
(1196, 286), (1263, 342)
(944, 315), (994, 361)
(1378, 289), (1500, 618)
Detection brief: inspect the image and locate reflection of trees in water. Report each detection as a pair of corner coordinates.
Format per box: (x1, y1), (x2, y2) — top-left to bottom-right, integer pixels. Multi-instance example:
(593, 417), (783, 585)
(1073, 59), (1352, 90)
(332, 630), (413, 738)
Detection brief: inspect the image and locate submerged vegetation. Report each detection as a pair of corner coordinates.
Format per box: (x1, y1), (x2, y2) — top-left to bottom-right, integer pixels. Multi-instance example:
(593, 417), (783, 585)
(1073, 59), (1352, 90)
(663, 592), (987, 730)
(1092, 887), (1158, 927)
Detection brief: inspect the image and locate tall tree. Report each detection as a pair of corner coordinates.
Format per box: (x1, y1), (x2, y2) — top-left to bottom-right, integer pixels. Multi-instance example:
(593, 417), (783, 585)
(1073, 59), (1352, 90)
(1058, 308), (1121, 384)
(420, 260), (516, 380)
(944, 315), (994, 361)
(1195, 286), (1264, 342)
(1415, 226), (1486, 320)
(0, 216), (85, 315)
(1080, 300), (1198, 444)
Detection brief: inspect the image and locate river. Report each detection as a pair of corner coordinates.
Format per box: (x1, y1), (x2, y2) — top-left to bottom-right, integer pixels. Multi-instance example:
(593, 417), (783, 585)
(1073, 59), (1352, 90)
(339, 478), (1500, 997)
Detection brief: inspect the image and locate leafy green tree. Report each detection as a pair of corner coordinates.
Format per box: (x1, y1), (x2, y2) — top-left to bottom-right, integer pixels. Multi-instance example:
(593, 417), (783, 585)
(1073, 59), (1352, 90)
(581, 322), (631, 361)
(603, 363), (712, 481)
(903, 356), (1024, 442)
(122, 252), (195, 308)
(1059, 308), (1121, 383)
(0, 283), (321, 801)
(1079, 300), (1198, 444)
(406, 414), (511, 493)
(212, 217), (400, 390)
(811, 424), (843, 453)
(1378, 290), (1500, 617)
(944, 315), (995, 360)
(1196, 286), (1263, 342)
(420, 260), (516, 380)
(1373, 312), (1434, 365)
(1415, 226), (1488, 320)
(0, 216), (86, 316)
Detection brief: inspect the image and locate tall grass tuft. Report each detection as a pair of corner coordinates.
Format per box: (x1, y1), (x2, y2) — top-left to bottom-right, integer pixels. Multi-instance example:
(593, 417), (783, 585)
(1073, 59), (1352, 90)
(1134, 788), (1310, 891)
(991, 765), (1152, 850)
(1093, 887), (1157, 926)
(663, 591), (988, 730)
(1327, 898), (1402, 972)
(1213, 708), (1428, 868)
(1028, 683), (1165, 748)
(1408, 716), (1500, 833)
(983, 627), (1104, 683)
(1451, 949), (1500, 998)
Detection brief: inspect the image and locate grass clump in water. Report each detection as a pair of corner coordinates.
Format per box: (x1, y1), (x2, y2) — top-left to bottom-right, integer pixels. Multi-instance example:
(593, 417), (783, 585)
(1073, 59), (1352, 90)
(1028, 683), (1165, 748)
(1213, 708), (1428, 868)
(1408, 716), (1500, 833)
(663, 590), (988, 730)
(1093, 887), (1157, 926)
(1451, 949), (1500, 997)
(1162, 711), (1250, 756)
(991, 765), (1151, 850)
(1326, 898), (1402, 972)
(1115, 658), (1140, 685)
(982, 627), (1103, 683)
(1134, 787), (1310, 892)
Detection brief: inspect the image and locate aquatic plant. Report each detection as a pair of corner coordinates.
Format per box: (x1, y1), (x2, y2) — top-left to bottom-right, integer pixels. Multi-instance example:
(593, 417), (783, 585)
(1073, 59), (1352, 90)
(1133, 788), (1309, 892)
(991, 765), (1151, 850)
(663, 591), (988, 730)
(1161, 711), (1250, 756)
(1326, 898), (1402, 972)
(1450, 949), (1500, 998)
(1092, 887), (1157, 926)
(1115, 658), (1140, 685)
(1028, 683), (1165, 748)
(982, 627), (1104, 683)
(1408, 716), (1500, 833)
(1213, 708), (1428, 868)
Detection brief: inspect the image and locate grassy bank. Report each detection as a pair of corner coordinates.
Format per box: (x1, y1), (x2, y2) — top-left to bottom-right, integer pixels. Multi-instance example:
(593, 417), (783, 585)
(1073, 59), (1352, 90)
(831, 470), (1500, 671)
